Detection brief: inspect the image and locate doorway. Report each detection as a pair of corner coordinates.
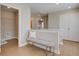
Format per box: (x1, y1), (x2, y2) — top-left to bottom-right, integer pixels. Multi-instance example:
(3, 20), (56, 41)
(0, 5), (18, 53)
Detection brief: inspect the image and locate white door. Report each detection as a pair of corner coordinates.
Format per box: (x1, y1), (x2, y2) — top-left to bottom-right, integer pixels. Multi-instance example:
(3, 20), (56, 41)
(60, 13), (79, 42)
(60, 14), (70, 41)
(68, 13), (79, 42)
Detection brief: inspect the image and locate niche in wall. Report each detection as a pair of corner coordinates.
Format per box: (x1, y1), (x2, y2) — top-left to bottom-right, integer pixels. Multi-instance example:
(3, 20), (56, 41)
(31, 14), (48, 29)
(1, 5), (18, 41)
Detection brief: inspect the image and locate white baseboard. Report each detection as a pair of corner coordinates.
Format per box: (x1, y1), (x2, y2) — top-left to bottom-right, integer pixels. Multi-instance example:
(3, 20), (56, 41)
(0, 40), (8, 46)
(6, 37), (18, 40)
(19, 42), (27, 47)
(59, 41), (64, 45)
(1, 41), (7, 45)
(54, 49), (60, 54)
(0, 37), (18, 46)
(64, 39), (79, 42)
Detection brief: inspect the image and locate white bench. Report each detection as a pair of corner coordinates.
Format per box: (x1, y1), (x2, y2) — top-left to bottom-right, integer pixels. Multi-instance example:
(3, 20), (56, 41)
(27, 31), (57, 56)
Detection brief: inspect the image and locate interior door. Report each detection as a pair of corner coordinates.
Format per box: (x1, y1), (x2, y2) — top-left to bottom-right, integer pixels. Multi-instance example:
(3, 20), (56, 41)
(60, 14), (70, 41)
(68, 13), (79, 42)
(60, 13), (79, 42)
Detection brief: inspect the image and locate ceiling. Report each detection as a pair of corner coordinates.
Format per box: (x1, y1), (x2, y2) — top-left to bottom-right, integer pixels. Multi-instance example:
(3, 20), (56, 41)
(1, 5), (18, 13)
(26, 3), (79, 14)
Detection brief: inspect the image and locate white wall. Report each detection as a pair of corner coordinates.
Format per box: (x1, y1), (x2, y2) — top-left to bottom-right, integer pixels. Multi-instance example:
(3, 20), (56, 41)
(48, 13), (59, 29)
(2, 3), (31, 47)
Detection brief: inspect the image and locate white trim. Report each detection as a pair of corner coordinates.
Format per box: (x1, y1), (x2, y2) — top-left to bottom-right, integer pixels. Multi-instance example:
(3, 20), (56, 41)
(54, 49), (60, 54)
(59, 41), (64, 45)
(0, 39), (8, 46)
(6, 37), (18, 40)
(1, 41), (7, 45)
(19, 42), (27, 47)
(64, 39), (79, 42)
(0, 37), (18, 46)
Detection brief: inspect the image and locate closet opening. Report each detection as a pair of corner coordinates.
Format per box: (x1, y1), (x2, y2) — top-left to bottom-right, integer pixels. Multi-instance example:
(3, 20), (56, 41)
(1, 5), (19, 52)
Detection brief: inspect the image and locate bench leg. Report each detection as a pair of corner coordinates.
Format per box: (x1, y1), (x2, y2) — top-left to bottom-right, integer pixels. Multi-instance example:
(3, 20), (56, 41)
(53, 47), (55, 56)
(49, 47), (52, 56)
(49, 46), (55, 56)
(45, 46), (55, 56)
(45, 46), (48, 56)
